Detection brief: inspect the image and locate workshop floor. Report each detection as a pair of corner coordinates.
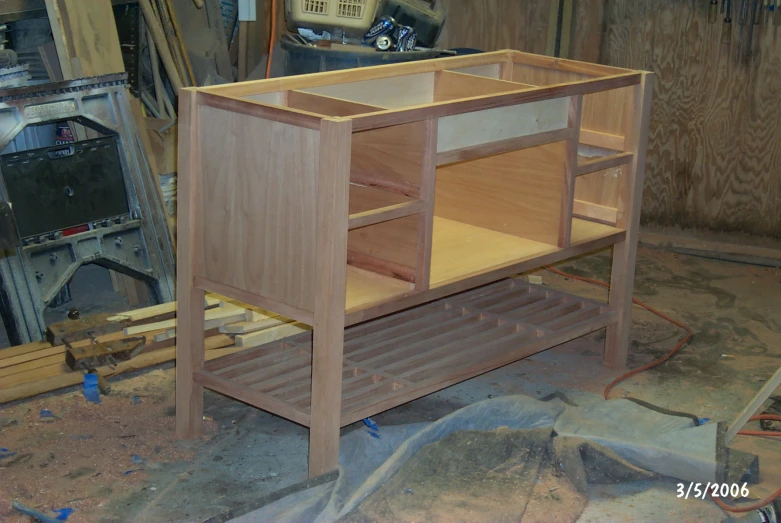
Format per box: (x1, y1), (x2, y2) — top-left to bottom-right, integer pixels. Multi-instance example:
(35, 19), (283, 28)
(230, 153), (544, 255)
(1, 245), (780, 522)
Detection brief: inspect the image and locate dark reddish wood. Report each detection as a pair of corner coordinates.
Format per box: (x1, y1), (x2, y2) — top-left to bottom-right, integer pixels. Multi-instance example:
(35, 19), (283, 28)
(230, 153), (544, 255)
(199, 280), (615, 428)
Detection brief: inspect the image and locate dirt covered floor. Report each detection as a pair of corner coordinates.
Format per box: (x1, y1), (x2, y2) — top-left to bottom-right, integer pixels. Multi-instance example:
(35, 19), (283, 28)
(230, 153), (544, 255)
(1, 244), (780, 522)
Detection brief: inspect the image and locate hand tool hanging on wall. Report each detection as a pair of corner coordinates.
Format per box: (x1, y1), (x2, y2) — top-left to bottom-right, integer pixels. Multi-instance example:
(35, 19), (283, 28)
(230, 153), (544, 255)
(723, 0), (733, 43)
(710, 0), (720, 22)
(745, 0), (760, 61)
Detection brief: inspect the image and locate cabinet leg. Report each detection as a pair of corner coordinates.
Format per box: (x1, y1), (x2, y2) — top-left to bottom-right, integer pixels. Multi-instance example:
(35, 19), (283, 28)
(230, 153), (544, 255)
(176, 287), (205, 437)
(604, 241), (633, 371)
(308, 325), (344, 478)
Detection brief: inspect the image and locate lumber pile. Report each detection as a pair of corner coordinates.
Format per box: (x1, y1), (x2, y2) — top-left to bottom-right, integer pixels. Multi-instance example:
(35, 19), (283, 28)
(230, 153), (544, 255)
(0, 297), (308, 405)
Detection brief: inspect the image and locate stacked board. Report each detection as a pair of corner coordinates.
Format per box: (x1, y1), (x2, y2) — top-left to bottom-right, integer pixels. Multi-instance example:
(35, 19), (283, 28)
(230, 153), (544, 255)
(0, 297), (308, 404)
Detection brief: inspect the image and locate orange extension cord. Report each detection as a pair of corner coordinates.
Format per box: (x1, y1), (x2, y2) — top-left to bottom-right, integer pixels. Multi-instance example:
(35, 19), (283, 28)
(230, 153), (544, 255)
(544, 265), (781, 513)
(266, 0), (277, 78)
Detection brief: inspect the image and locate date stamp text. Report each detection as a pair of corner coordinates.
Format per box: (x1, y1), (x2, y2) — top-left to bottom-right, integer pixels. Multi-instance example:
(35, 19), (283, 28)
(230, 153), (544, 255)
(677, 483), (749, 500)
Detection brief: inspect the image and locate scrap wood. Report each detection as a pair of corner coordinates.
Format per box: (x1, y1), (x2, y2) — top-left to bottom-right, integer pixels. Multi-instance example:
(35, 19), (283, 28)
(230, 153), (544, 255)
(0, 294), (307, 404)
(0, 335), (236, 404)
(139, 0), (185, 91)
(107, 296), (220, 322)
(235, 323), (309, 348)
(123, 303), (250, 335)
(219, 311), (286, 334)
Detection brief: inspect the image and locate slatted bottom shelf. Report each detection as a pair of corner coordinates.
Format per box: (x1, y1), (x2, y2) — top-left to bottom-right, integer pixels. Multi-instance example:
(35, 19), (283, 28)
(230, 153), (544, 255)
(196, 279), (617, 428)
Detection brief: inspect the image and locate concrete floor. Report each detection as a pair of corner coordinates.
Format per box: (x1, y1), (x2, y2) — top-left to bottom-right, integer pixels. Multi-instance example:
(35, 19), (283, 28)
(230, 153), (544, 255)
(1, 245), (780, 522)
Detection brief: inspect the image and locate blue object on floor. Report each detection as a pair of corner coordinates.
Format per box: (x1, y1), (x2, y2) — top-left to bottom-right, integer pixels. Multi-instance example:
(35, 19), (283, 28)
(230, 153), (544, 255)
(363, 417), (381, 439)
(131, 395), (141, 405)
(131, 454), (146, 465)
(11, 500), (61, 523)
(83, 374), (101, 404)
(40, 409), (57, 421)
(53, 507), (74, 521)
(0, 448), (17, 460)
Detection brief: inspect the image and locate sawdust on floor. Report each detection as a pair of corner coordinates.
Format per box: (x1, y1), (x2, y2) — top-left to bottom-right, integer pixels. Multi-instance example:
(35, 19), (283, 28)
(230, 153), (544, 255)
(0, 369), (218, 522)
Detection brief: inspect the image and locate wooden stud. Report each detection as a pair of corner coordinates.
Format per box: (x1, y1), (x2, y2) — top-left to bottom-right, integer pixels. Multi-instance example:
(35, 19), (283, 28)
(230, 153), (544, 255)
(308, 118), (352, 477)
(604, 74), (655, 370)
(175, 89), (205, 437)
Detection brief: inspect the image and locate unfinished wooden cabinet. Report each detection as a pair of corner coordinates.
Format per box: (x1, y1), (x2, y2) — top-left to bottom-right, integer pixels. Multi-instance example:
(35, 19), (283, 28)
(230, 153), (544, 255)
(176, 50), (653, 477)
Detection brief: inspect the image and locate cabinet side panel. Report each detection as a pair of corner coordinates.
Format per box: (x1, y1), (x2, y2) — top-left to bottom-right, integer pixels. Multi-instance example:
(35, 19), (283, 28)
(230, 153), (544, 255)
(435, 142), (567, 246)
(198, 105), (319, 312)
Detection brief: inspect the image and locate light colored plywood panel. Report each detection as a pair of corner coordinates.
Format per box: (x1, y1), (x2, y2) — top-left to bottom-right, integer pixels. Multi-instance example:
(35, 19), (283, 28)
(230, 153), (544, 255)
(581, 85), (634, 143)
(575, 166), (622, 209)
(437, 97), (569, 153)
(345, 266), (414, 313)
(429, 217), (559, 287)
(287, 91), (385, 117)
(45, 0), (124, 79)
(448, 63), (502, 79)
(511, 64), (631, 144)
(299, 73), (435, 109)
(573, 200), (618, 225)
(570, 217), (623, 245)
(433, 71), (532, 103)
(435, 142), (567, 246)
(512, 63), (593, 86)
(198, 105), (319, 312)
(351, 121), (427, 198)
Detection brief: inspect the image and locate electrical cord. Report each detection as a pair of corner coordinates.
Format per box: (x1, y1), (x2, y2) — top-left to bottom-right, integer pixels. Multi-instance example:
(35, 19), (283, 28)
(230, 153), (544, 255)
(266, 0), (277, 78)
(543, 265), (781, 513)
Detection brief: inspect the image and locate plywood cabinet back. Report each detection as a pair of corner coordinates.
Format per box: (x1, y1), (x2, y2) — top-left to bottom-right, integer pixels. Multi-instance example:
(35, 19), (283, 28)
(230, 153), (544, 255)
(197, 105), (319, 312)
(437, 96), (569, 154)
(435, 142), (568, 246)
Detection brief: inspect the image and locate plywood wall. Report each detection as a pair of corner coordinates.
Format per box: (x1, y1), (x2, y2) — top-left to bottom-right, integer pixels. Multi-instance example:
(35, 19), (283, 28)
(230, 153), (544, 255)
(437, 0), (781, 237)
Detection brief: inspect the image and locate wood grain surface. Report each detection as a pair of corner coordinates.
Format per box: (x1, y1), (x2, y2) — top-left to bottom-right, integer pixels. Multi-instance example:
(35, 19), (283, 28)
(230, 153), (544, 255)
(437, 0), (781, 236)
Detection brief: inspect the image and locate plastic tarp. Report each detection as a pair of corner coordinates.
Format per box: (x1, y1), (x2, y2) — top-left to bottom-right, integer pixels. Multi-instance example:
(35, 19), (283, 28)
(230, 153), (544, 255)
(232, 395), (721, 523)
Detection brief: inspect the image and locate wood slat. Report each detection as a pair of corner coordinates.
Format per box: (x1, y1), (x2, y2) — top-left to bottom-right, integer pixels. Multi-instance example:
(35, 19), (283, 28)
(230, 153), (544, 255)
(194, 370), (310, 427)
(201, 281), (618, 430)
(576, 152), (634, 176)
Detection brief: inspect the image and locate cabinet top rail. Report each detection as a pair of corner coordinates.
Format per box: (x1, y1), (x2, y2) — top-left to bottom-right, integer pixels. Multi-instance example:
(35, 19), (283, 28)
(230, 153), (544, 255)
(186, 50), (647, 132)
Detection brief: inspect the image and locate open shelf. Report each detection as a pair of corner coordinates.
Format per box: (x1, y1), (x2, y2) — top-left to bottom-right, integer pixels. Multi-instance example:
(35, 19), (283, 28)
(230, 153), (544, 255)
(346, 265), (413, 314)
(348, 184), (424, 230)
(428, 217), (623, 288)
(198, 279), (616, 428)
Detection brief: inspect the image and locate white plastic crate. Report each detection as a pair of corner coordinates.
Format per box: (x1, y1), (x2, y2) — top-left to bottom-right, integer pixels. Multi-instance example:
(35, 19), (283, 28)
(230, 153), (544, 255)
(286, 0), (379, 32)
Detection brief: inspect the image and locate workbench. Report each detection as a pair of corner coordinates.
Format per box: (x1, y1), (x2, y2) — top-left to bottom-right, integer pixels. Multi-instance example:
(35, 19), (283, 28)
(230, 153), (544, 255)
(175, 50), (653, 477)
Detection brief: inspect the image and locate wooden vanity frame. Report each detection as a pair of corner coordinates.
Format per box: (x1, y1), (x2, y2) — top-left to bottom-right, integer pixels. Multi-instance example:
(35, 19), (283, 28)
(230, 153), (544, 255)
(176, 49), (653, 478)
